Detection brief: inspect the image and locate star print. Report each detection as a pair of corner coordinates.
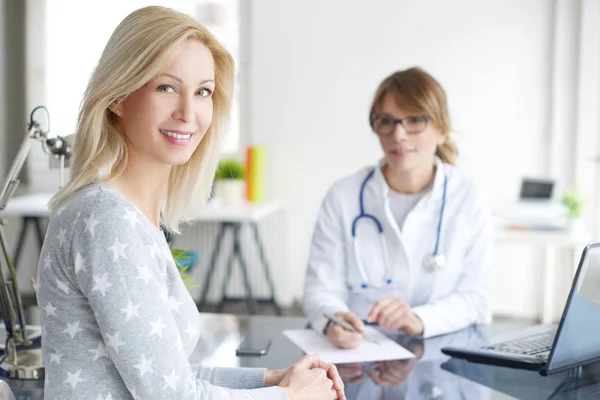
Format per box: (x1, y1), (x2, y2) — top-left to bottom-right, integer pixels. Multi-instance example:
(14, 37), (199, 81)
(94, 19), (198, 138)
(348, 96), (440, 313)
(43, 254), (52, 269)
(186, 379), (195, 396)
(120, 300), (141, 321)
(174, 336), (183, 352)
(84, 213), (100, 236)
(57, 228), (67, 247)
(167, 296), (181, 313)
(162, 369), (178, 391)
(56, 279), (69, 295)
(136, 265), (151, 284)
(144, 244), (157, 259)
(43, 302), (57, 317)
(185, 322), (198, 340)
(49, 352), (62, 365)
(123, 208), (141, 228)
(74, 252), (87, 274)
(108, 237), (128, 262)
(92, 273), (113, 297)
(134, 355), (154, 378)
(88, 341), (108, 361)
(55, 205), (67, 216)
(106, 332), (124, 354)
(64, 369), (84, 390)
(149, 317), (167, 338)
(63, 322), (82, 339)
(159, 287), (169, 303)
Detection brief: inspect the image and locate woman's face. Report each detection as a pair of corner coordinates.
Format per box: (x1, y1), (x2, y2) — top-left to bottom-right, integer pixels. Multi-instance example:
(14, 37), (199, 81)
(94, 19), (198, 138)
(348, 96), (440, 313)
(113, 39), (215, 168)
(372, 93), (446, 173)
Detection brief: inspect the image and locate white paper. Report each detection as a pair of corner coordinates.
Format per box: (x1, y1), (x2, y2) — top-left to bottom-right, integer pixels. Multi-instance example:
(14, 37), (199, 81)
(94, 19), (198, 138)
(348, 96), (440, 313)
(283, 327), (415, 364)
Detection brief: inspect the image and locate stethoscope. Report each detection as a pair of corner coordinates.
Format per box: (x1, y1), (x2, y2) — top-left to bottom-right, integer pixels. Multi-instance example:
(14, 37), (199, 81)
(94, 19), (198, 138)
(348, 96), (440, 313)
(351, 167), (448, 289)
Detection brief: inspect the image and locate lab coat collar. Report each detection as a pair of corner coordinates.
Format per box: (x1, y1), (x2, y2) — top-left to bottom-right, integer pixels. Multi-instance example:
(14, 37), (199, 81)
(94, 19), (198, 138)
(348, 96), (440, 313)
(371, 157), (446, 200)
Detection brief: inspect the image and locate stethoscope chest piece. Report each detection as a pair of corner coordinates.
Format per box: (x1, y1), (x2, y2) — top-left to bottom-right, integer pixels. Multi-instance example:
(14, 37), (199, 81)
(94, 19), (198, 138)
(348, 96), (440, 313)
(423, 253), (445, 271)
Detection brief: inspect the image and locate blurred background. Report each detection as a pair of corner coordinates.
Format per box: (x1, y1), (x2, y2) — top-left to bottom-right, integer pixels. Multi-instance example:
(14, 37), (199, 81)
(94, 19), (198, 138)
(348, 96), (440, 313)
(1, 0), (599, 325)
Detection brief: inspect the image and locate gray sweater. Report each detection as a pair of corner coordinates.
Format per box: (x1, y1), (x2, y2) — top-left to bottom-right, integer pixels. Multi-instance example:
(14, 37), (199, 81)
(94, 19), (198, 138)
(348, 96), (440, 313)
(36, 182), (287, 400)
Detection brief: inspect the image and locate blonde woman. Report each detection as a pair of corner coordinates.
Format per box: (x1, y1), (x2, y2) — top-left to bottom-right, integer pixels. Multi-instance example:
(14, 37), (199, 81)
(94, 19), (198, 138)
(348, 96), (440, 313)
(37, 6), (344, 400)
(303, 68), (492, 349)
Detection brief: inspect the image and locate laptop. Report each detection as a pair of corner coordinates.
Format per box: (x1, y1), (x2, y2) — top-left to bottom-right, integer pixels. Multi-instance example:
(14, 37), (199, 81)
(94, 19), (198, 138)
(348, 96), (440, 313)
(442, 242), (600, 376)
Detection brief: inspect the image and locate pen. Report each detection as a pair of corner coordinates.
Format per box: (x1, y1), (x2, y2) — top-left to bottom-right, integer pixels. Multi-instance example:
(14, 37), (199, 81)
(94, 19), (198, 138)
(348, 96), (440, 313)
(323, 313), (379, 344)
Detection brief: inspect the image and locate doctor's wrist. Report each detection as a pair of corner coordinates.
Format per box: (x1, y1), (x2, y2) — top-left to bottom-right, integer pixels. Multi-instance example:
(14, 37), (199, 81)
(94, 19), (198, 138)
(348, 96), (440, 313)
(408, 313), (424, 336)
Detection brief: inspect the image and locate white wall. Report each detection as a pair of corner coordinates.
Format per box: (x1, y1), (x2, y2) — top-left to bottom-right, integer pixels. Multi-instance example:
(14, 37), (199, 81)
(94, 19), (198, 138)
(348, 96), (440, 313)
(246, 0), (567, 317)
(8, 0), (599, 320)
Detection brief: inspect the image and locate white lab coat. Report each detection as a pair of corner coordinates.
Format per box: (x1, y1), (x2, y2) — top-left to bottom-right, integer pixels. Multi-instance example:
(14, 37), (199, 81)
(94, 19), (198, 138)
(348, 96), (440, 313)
(302, 159), (492, 338)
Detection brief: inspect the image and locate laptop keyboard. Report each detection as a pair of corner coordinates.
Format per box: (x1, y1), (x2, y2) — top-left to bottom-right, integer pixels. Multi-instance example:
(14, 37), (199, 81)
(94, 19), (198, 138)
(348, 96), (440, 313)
(484, 332), (555, 356)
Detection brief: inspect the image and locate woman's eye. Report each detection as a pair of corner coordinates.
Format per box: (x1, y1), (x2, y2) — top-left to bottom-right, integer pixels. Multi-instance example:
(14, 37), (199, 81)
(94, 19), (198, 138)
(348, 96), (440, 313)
(157, 84), (175, 93)
(197, 88), (213, 97)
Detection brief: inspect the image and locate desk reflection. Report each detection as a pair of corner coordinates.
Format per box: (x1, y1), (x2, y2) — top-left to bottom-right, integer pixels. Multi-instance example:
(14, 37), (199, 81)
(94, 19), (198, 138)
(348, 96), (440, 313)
(339, 325), (491, 400)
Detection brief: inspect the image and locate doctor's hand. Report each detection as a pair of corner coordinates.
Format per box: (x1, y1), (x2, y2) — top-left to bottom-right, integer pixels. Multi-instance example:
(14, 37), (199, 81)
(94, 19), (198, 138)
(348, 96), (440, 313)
(367, 359), (416, 387)
(367, 297), (424, 336)
(326, 312), (365, 349)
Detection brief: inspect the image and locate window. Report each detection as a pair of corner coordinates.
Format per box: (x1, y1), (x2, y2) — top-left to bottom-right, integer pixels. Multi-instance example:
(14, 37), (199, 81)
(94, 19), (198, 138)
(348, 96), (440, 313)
(45, 0), (241, 153)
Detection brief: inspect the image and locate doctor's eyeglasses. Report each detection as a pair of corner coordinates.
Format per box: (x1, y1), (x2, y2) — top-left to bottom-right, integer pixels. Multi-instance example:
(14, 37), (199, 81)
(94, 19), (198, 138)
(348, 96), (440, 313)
(370, 115), (431, 135)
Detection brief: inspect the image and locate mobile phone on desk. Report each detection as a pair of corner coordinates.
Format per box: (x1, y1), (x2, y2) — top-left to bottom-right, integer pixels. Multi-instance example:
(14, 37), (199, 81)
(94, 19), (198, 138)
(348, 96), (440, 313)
(235, 335), (272, 356)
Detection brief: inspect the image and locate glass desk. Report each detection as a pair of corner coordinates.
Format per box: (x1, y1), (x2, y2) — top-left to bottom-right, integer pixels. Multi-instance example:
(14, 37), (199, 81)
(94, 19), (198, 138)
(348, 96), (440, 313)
(4, 313), (600, 399)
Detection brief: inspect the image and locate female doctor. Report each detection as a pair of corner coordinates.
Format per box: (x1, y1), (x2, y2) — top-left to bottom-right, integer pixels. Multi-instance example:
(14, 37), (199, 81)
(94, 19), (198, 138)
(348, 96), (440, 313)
(302, 67), (492, 348)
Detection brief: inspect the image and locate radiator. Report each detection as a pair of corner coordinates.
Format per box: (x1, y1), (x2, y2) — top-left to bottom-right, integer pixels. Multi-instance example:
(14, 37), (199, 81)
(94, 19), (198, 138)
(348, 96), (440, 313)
(174, 208), (292, 307)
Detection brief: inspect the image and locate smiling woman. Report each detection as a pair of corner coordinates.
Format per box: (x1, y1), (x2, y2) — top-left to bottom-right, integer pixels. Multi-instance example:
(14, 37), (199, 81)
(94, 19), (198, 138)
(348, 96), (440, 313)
(36, 6), (344, 400)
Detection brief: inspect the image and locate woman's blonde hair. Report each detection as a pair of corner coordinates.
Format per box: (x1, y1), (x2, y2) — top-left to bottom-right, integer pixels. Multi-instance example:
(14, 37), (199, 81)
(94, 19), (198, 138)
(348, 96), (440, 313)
(49, 6), (235, 233)
(369, 67), (458, 165)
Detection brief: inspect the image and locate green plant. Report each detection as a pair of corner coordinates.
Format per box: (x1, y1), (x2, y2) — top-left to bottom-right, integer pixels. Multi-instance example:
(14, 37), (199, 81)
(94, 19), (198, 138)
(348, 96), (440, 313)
(561, 189), (585, 218)
(171, 246), (199, 289)
(215, 158), (245, 180)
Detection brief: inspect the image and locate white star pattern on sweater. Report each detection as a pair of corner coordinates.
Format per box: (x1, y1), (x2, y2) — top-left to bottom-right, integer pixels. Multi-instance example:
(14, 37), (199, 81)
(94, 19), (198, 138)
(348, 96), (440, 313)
(135, 265), (151, 284)
(49, 352), (62, 365)
(162, 369), (179, 391)
(134, 355), (154, 378)
(123, 208), (141, 228)
(174, 335), (184, 352)
(167, 296), (181, 313)
(184, 322), (198, 340)
(74, 252), (87, 274)
(56, 279), (69, 295)
(44, 302), (57, 317)
(63, 322), (82, 339)
(149, 317), (167, 338)
(84, 213), (100, 236)
(92, 273), (113, 297)
(88, 341), (109, 361)
(57, 228), (67, 247)
(108, 237), (128, 261)
(120, 300), (141, 321)
(106, 332), (124, 354)
(64, 369), (84, 390)
(37, 185), (277, 400)
(44, 254), (52, 269)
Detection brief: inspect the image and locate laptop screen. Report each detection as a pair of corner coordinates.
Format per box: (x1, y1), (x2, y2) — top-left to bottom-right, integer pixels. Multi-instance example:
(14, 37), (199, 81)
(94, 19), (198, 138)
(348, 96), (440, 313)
(547, 243), (600, 371)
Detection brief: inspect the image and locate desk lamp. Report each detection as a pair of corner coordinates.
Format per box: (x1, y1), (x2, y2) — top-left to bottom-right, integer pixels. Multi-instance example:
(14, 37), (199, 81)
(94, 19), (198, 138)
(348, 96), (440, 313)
(0, 106), (72, 379)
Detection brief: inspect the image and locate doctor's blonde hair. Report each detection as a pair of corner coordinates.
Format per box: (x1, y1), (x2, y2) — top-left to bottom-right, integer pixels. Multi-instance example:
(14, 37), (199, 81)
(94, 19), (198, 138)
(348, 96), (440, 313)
(369, 67), (458, 165)
(49, 6), (235, 233)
